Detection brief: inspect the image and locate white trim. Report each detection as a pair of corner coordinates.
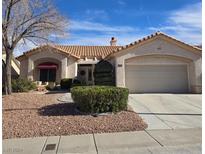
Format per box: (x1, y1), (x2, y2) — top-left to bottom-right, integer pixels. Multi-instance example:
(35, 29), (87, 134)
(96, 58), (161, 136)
(78, 58), (99, 64)
(75, 62), (78, 77)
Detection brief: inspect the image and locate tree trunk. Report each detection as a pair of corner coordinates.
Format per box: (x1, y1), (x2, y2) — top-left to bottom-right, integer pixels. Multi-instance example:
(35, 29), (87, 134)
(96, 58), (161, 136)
(5, 49), (12, 95)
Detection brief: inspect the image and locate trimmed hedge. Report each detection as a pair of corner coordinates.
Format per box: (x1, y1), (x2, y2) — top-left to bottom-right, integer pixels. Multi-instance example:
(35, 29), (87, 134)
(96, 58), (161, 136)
(71, 86), (129, 113)
(94, 60), (115, 86)
(12, 78), (37, 92)
(60, 78), (73, 89)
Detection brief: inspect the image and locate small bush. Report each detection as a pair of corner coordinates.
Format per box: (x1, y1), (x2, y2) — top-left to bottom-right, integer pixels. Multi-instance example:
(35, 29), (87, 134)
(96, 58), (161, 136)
(60, 78), (73, 89)
(71, 86), (129, 113)
(12, 78), (37, 92)
(71, 83), (82, 87)
(71, 79), (87, 87)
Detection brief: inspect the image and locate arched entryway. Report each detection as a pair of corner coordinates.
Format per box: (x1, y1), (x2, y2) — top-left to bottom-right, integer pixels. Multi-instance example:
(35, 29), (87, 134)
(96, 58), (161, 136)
(38, 62), (58, 82)
(33, 58), (61, 83)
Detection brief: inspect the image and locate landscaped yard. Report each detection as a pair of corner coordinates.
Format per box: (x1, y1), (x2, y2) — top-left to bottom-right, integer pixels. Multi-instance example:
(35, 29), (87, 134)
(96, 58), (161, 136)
(3, 92), (147, 139)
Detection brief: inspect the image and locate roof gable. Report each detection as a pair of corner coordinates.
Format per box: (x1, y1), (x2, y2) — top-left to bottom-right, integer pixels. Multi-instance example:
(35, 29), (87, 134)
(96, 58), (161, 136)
(105, 32), (202, 59)
(16, 45), (80, 61)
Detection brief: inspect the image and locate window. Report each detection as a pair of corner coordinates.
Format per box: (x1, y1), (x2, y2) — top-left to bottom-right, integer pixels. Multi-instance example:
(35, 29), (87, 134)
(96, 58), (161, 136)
(40, 69), (56, 82)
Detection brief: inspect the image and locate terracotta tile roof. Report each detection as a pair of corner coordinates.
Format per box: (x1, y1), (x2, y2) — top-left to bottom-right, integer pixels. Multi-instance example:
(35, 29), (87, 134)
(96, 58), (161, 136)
(53, 45), (121, 59)
(105, 32), (202, 58)
(17, 45), (122, 60)
(16, 32), (201, 61)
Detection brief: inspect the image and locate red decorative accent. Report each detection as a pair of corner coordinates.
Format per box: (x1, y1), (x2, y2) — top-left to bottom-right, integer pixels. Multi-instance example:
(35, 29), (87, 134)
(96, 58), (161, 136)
(38, 62), (58, 69)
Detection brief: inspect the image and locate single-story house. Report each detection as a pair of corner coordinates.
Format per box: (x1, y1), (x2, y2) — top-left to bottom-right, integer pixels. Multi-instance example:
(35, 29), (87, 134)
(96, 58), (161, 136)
(16, 32), (202, 93)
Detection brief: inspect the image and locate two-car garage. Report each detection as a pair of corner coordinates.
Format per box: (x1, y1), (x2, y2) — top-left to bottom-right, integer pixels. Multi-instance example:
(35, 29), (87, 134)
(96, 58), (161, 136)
(125, 64), (189, 93)
(114, 32), (202, 94)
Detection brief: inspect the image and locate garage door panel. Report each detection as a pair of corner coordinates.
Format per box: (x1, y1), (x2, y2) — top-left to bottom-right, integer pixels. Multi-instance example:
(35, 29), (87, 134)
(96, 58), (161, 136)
(125, 65), (188, 93)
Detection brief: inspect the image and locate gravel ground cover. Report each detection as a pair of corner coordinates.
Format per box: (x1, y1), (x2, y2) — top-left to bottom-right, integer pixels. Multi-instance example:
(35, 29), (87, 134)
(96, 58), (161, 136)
(3, 92), (147, 139)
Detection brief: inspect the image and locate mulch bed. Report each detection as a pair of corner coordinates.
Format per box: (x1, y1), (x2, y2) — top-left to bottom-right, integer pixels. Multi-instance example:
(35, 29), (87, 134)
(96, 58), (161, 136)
(2, 92), (148, 139)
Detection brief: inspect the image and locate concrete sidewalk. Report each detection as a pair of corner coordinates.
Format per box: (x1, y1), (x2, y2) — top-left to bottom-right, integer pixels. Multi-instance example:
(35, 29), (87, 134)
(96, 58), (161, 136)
(3, 128), (201, 154)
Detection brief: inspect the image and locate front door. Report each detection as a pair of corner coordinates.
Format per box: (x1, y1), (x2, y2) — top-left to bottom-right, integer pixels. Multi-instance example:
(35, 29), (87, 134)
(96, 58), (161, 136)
(40, 69), (56, 82)
(78, 65), (93, 85)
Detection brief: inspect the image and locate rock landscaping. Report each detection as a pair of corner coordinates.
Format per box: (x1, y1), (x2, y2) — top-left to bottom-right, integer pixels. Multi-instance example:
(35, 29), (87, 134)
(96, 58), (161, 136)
(3, 92), (147, 139)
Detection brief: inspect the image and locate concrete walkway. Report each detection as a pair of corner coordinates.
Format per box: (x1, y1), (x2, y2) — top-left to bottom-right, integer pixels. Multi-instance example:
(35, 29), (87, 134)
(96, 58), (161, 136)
(129, 94), (202, 130)
(57, 92), (73, 103)
(3, 128), (201, 154)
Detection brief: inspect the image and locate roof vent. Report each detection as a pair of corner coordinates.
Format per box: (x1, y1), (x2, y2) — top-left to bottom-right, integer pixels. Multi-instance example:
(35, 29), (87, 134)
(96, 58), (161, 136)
(110, 37), (117, 46)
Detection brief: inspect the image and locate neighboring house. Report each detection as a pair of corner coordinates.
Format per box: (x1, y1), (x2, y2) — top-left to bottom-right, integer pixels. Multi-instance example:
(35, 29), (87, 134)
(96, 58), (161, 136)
(2, 51), (20, 91)
(16, 32), (202, 93)
(2, 51), (20, 79)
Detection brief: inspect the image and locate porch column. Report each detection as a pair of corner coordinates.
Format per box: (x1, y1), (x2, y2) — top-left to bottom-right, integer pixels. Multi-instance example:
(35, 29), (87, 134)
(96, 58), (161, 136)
(92, 64), (95, 85)
(27, 58), (34, 81)
(61, 57), (68, 79)
(115, 57), (125, 87)
(75, 62), (78, 77)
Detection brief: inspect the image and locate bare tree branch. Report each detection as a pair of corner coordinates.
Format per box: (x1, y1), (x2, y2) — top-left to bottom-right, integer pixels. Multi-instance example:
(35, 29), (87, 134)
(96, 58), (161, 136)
(2, 0), (68, 94)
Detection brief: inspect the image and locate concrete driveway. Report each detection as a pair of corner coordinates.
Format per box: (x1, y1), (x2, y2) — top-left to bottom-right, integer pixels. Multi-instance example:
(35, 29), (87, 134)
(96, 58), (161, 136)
(129, 94), (202, 130)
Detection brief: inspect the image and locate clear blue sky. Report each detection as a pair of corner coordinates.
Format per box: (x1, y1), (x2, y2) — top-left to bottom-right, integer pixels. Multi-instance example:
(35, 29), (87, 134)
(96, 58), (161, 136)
(15, 0), (202, 55)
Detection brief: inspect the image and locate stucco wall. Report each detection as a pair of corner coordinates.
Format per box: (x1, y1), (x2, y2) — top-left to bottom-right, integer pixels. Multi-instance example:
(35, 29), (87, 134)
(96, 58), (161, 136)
(67, 58), (78, 78)
(114, 38), (201, 93)
(193, 57), (202, 92)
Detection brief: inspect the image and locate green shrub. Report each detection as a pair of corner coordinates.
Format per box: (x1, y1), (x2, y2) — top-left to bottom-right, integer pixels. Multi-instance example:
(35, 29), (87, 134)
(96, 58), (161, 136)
(94, 60), (115, 86)
(71, 86), (129, 113)
(71, 79), (87, 87)
(60, 78), (73, 89)
(12, 78), (37, 92)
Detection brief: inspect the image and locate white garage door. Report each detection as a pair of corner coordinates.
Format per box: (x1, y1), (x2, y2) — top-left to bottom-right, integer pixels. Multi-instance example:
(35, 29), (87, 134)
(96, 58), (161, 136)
(125, 65), (188, 93)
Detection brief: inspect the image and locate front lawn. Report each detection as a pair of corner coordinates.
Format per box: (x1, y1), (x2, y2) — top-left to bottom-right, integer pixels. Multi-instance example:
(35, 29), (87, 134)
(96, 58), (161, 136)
(3, 92), (147, 139)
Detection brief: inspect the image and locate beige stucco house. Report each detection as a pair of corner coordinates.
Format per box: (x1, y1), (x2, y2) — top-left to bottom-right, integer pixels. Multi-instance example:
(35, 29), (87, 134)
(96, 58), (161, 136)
(17, 32), (202, 93)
